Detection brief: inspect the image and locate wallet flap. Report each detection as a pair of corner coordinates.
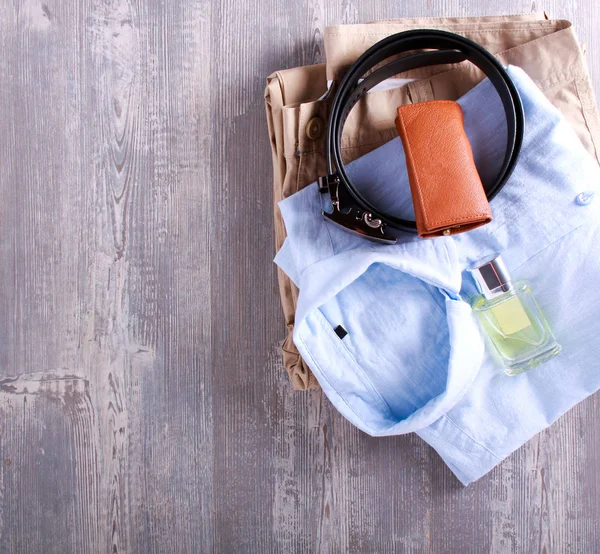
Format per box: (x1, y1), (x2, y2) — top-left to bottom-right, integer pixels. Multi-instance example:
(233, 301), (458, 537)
(395, 100), (492, 238)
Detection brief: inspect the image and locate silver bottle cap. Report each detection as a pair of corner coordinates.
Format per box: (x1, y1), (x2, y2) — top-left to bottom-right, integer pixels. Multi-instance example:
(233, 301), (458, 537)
(469, 253), (513, 299)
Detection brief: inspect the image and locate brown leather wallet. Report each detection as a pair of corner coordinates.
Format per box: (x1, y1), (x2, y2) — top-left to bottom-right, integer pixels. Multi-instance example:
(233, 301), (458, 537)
(395, 100), (492, 238)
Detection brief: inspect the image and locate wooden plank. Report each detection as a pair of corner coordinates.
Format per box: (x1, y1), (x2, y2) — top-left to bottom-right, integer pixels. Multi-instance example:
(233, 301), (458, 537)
(0, 0), (214, 552)
(79, 0), (214, 552)
(0, 2), (105, 553)
(0, 372), (99, 553)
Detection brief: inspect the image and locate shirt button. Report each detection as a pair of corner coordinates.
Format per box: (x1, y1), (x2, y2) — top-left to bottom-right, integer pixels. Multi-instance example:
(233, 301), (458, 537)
(575, 191), (595, 206)
(305, 116), (325, 140)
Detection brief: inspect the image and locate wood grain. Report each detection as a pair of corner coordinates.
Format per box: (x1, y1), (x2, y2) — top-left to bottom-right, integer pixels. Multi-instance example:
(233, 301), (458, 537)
(1, 1), (600, 553)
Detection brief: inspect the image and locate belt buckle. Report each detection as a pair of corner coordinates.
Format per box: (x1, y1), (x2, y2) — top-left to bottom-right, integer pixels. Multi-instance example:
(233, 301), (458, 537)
(319, 174), (397, 244)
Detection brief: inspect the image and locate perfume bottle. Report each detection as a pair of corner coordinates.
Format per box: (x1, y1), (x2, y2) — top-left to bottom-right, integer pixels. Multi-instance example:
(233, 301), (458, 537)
(469, 254), (561, 375)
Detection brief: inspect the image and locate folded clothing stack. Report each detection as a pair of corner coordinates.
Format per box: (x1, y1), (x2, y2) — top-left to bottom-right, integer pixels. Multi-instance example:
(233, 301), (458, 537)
(274, 66), (600, 484)
(265, 15), (600, 390)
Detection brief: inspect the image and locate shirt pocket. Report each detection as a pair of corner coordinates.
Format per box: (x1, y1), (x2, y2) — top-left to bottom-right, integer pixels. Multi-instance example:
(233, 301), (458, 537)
(294, 240), (484, 437)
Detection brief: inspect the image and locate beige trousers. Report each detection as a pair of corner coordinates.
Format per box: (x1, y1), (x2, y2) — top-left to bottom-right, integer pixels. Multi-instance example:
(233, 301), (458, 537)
(265, 14), (600, 390)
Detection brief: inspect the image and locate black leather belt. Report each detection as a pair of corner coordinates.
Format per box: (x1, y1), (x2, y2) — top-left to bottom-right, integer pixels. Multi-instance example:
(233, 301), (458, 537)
(317, 29), (524, 243)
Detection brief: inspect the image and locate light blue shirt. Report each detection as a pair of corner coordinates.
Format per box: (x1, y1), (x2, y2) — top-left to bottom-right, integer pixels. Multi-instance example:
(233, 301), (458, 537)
(275, 66), (600, 485)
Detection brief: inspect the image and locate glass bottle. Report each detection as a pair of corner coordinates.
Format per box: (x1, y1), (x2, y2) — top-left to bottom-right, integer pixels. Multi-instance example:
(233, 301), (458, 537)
(469, 254), (561, 375)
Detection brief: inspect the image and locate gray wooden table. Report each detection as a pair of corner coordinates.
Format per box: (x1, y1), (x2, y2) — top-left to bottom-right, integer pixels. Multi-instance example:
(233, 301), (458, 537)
(1, 1), (599, 552)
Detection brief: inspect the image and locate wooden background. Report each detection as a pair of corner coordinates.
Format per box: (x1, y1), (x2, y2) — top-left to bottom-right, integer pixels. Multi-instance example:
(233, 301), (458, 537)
(1, 1), (599, 552)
